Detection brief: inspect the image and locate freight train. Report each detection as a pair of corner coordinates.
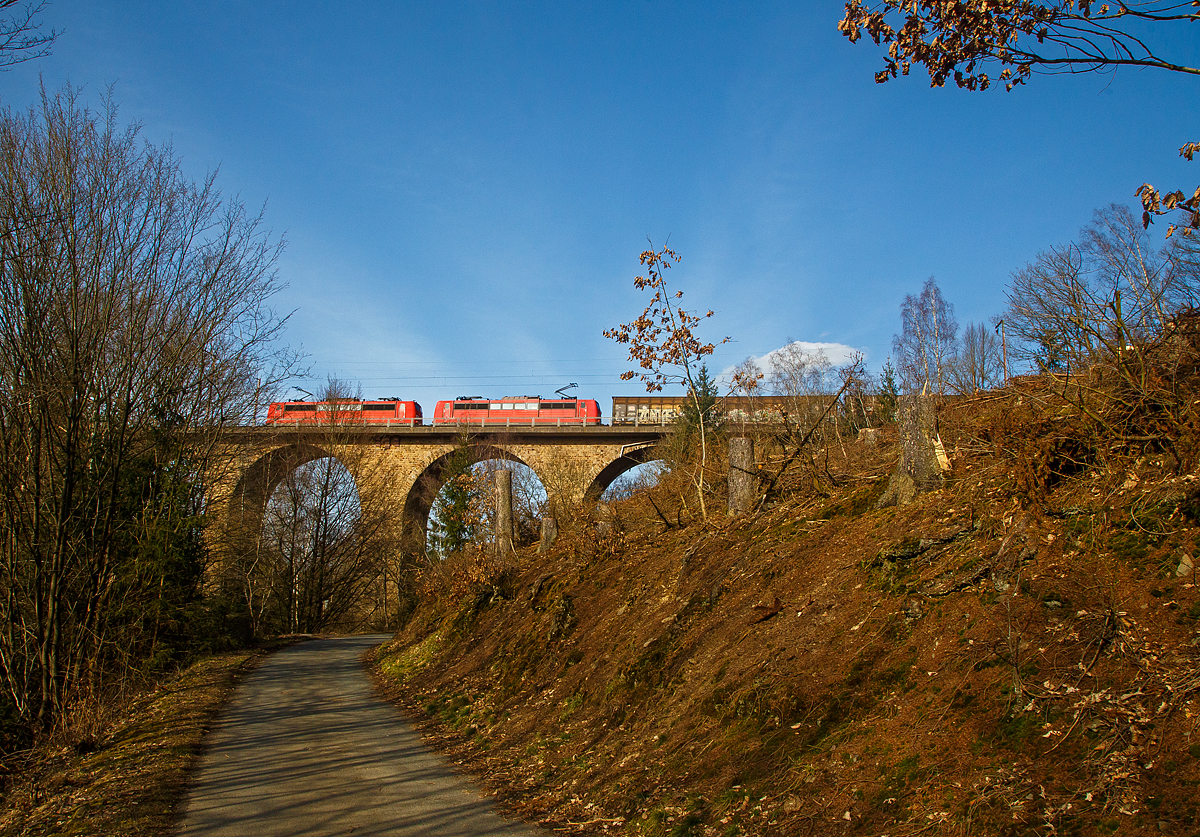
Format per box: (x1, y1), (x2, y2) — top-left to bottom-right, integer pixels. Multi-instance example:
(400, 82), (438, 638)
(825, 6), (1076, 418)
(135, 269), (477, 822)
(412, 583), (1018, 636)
(263, 394), (855, 427)
(608, 395), (849, 425)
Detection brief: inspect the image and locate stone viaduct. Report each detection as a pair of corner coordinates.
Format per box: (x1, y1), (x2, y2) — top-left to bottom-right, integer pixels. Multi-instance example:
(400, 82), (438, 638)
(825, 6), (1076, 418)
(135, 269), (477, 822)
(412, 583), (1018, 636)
(207, 424), (668, 555)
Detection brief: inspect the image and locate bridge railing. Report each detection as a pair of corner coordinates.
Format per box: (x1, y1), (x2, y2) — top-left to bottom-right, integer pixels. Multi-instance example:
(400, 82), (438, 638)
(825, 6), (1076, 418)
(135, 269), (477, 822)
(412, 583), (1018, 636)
(429, 417), (604, 427)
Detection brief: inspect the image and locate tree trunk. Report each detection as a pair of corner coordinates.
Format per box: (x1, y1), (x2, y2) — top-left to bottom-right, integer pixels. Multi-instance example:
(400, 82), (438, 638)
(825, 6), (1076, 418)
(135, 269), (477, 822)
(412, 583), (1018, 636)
(594, 502), (616, 537)
(494, 469), (514, 556)
(538, 514), (558, 553)
(876, 394), (945, 508)
(727, 437), (756, 516)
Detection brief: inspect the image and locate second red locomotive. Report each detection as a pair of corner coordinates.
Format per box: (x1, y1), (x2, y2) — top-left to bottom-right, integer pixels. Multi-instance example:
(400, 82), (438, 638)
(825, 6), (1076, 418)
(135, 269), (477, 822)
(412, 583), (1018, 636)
(433, 396), (601, 426)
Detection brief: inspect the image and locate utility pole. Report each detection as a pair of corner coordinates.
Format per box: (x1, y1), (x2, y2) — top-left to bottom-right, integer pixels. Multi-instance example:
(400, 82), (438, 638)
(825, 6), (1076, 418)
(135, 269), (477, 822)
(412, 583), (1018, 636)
(996, 320), (1009, 386)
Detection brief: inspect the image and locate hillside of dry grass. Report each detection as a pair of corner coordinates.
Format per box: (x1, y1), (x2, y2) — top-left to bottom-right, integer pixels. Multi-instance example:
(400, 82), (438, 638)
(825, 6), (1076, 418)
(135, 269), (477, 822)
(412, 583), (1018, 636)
(0, 652), (257, 836)
(372, 382), (1200, 837)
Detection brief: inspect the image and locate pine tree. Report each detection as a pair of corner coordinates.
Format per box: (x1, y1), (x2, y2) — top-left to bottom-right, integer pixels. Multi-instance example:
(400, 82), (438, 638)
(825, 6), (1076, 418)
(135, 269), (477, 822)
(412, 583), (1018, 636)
(680, 364), (722, 433)
(878, 359), (900, 423)
(428, 447), (479, 558)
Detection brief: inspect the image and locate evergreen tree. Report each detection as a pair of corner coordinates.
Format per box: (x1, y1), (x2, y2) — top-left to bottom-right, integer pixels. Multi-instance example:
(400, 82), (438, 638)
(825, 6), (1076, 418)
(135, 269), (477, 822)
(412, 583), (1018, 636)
(428, 447), (479, 558)
(679, 364), (723, 433)
(878, 359), (900, 423)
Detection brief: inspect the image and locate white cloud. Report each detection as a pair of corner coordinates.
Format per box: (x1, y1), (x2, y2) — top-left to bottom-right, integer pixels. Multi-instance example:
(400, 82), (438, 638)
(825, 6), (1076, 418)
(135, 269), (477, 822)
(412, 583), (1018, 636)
(718, 341), (863, 388)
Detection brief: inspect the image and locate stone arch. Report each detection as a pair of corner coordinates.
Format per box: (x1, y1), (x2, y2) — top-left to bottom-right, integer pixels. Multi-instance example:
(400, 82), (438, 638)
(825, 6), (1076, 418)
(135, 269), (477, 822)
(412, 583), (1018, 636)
(401, 441), (537, 551)
(584, 445), (661, 501)
(226, 442), (350, 538)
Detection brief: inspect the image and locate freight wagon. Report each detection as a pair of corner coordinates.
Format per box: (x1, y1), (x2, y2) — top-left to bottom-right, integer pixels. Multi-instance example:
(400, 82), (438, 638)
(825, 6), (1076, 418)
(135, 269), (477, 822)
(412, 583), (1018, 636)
(611, 395), (879, 426)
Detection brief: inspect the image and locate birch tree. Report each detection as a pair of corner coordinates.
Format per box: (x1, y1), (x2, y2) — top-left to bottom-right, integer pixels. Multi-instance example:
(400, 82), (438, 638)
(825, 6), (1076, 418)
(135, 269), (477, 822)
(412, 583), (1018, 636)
(893, 277), (959, 395)
(949, 322), (1006, 394)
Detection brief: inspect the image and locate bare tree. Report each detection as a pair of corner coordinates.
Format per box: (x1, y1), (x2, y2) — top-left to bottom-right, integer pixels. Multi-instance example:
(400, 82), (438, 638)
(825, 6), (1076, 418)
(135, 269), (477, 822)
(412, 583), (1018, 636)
(530, 446), (592, 534)
(253, 381), (401, 635)
(500, 461), (544, 546)
(1006, 204), (1197, 372)
(768, 343), (835, 421)
(1005, 203), (1200, 457)
(461, 457), (543, 550)
(0, 87), (291, 730)
(729, 357), (765, 399)
(769, 343), (833, 394)
(894, 277), (959, 395)
(755, 354), (867, 509)
(949, 321), (1006, 394)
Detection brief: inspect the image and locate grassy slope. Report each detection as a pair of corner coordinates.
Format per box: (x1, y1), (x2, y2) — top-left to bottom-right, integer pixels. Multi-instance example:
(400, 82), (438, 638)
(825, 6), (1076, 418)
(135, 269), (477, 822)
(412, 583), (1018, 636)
(0, 652), (258, 836)
(374, 389), (1200, 837)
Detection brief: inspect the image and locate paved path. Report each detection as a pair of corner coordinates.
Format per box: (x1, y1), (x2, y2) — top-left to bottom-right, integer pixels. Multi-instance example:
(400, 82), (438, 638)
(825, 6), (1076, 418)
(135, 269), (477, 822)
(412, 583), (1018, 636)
(177, 635), (544, 836)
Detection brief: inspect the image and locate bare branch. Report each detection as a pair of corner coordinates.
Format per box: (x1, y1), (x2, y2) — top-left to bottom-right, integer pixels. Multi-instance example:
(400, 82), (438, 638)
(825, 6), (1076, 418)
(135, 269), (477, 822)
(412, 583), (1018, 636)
(839, 1), (1200, 92)
(0, 1), (57, 70)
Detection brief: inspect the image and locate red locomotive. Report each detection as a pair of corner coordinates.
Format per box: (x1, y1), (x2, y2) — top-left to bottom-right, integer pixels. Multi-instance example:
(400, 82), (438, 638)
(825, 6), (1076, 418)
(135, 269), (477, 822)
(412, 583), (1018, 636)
(433, 396), (601, 426)
(264, 398), (423, 426)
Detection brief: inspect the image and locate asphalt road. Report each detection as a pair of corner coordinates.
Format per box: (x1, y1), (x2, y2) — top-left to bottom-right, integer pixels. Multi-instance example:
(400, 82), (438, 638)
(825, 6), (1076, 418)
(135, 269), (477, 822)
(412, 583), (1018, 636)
(177, 635), (544, 836)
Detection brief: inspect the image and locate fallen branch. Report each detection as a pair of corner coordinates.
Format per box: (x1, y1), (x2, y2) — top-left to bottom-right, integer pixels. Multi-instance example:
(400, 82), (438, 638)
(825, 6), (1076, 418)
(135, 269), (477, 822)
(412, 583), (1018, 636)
(645, 493), (673, 529)
(552, 817), (626, 831)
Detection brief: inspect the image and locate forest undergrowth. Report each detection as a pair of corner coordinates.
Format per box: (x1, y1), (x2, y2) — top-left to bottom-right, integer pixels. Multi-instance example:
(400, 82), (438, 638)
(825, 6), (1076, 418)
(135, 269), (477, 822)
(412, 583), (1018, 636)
(373, 379), (1200, 837)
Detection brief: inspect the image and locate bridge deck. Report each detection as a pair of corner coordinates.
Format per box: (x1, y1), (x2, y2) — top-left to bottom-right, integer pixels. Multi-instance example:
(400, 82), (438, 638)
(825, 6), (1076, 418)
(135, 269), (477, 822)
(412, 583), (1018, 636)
(221, 425), (672, 445)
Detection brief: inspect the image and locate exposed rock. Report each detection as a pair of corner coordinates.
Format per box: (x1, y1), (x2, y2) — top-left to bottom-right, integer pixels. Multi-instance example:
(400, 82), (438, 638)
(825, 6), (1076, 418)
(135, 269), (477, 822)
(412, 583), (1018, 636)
(877, 538), (926, 564)
(918, 561), (992, 597)
(528, 574), (552, 609)
(871, 524), (975, 570)
(548, 594), (575, 640)
(1177, 552), (1195, 578)
(902, 597), (924, 620)
(920, 515), (1036, 597)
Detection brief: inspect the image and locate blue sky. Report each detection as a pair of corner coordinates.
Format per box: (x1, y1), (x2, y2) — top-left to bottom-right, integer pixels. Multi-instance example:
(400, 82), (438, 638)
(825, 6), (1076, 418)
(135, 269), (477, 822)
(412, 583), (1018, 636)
(1, 2), (1197, 416)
